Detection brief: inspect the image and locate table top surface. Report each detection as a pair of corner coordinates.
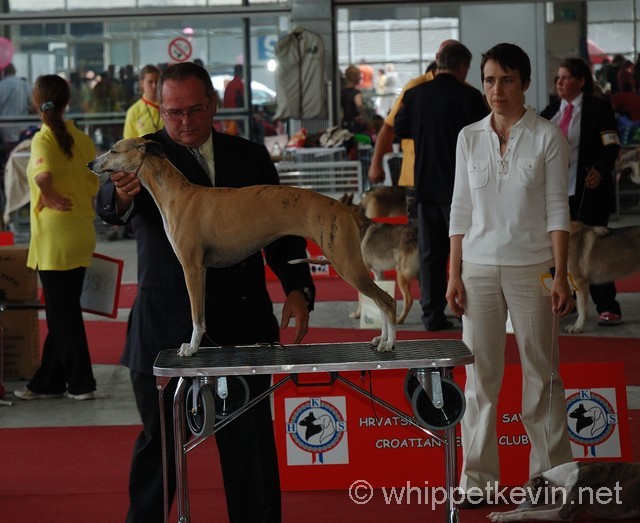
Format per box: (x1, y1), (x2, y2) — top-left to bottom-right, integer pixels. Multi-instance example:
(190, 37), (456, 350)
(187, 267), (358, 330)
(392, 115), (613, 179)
(153, 339), (473, 377)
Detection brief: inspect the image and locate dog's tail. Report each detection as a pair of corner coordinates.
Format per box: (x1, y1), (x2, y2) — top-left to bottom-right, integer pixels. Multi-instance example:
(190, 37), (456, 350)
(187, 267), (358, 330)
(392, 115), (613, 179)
(288, 258), (332, 265)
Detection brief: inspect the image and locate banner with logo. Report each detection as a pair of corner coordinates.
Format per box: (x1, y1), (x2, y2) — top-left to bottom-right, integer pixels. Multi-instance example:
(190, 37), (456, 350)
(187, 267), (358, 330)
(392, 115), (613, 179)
(273, 362), (630, 491)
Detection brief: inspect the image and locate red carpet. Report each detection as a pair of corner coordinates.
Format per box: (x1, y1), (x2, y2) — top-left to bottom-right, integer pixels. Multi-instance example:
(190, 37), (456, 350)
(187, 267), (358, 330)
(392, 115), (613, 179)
(3, 421), (637, 523)
(34, 317), (640, 388)
(116, 271), (640, 309)
(69, 320), (639, 384)
(270, 273), (640, 300)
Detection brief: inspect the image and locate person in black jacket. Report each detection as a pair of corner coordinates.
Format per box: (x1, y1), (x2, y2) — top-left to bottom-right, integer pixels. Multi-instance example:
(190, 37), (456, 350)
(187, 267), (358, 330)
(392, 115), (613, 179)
(394, 42), (489, 331)
(541, 57), (622, 326)
(96, 62), (315, 523)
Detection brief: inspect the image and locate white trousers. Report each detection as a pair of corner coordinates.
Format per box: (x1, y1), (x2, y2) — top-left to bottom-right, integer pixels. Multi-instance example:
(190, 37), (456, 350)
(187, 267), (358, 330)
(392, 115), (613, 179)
(459, 261), (573, 492)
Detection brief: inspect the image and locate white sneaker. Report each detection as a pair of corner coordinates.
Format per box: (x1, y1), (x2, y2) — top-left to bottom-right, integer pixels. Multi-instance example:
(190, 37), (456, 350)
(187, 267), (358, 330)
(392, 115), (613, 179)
(67, 391), (96, 401)
(13, 387), (63, 400)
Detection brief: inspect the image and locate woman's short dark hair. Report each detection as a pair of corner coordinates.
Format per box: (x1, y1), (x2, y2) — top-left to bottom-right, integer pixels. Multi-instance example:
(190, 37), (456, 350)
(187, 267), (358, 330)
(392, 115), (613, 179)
(480, 43), (531, 86)
(558, 57), (594, 96)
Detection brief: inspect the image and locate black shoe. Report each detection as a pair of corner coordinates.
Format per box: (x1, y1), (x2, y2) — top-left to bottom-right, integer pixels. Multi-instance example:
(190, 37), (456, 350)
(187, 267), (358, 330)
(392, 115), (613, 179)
(425, 319), (454, 331)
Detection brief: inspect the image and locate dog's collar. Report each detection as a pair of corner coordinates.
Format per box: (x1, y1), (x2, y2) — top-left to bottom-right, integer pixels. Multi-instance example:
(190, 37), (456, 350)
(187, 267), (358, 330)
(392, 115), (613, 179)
(135, 154), (147, 178)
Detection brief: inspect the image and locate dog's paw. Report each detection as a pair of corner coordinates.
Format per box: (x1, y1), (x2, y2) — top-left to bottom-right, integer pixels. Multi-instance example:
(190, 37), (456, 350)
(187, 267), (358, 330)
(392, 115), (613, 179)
(487, 512), (502, 522)
(564, 322), (583, 334)
(372, 337), (395, 352)
(177, 343), (198, 357)
(349, 311), (361, 319)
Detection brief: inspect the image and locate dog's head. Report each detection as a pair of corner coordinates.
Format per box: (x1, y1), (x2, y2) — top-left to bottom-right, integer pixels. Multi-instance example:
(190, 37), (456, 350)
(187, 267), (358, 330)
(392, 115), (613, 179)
(87, 138), (166, 176)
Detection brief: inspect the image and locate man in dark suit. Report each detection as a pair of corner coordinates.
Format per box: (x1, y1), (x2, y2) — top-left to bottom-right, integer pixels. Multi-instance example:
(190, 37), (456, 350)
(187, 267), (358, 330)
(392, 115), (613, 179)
(541, 57), (622, 326)
(97, 62), (315, 522)
(394, 42), (488, 331)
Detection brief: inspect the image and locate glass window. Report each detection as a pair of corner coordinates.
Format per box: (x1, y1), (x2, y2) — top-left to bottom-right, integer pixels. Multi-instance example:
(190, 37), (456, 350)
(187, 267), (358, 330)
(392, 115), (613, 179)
(1, 11), (284, 146)
(337, 5), (459, 102)
(8, 0), (65, 11)
(588, 0), (633, 22)
(589, 22), (634, 56)
(68, 0), (137, 8)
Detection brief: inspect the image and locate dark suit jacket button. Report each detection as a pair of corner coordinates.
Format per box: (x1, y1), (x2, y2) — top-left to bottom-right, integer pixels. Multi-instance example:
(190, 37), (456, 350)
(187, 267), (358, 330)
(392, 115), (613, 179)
(241, 296), (248, 302)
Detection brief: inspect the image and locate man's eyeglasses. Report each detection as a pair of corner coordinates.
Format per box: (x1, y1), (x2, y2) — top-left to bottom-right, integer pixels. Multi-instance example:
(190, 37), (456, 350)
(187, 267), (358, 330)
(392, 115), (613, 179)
(162, 101), (210, 121)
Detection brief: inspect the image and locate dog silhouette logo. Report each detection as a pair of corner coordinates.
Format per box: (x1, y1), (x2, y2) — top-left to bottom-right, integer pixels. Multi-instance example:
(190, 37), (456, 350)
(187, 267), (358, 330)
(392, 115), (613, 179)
(566, 388), (617, 456)
(286, 397), (346, 464)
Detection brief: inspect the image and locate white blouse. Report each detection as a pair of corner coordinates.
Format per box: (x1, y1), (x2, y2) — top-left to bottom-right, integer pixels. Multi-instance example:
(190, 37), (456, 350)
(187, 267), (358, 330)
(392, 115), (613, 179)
(450, 107), (570, 266)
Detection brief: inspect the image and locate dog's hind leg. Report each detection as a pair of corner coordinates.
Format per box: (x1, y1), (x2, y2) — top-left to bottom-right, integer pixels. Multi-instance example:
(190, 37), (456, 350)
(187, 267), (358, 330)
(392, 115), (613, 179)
(351, 268), (384, 320)
(351, 277), (397, 351)
(177, 263), (207, 357)
(322, 215), (397, 350)
(396, 269), (412, 324)
(349, 294), (363, 319)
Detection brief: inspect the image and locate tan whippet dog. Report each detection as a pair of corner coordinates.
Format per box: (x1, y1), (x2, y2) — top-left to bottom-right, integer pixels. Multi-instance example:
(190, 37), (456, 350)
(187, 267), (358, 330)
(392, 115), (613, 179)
(89, 138), (397, 356)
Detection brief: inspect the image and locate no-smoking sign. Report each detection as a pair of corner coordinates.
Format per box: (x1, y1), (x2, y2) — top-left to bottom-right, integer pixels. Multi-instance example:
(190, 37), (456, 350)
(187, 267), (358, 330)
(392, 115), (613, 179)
(168, 37), (192, 63)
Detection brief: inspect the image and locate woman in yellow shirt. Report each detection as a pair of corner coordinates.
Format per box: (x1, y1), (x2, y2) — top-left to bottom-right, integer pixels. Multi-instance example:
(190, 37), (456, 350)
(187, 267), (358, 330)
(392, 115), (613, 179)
(14, 74), (99, 401)
(122, 64), (163, 139)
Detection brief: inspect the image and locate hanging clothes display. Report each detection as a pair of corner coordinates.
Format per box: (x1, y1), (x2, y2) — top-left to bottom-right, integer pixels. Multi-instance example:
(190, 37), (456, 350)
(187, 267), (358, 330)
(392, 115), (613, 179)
(274, 27), (327, 120)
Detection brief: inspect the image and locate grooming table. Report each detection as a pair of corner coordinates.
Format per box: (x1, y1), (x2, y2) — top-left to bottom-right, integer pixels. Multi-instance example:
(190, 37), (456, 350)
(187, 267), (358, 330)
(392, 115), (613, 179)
(154, 339), (474, 523)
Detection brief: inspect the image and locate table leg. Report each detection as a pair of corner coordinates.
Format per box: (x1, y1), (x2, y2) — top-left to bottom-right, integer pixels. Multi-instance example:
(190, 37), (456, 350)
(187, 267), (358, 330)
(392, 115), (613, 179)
(173, 377), (190, 522)
(157, 376), (172, 523)
(441, 368), (460, 523)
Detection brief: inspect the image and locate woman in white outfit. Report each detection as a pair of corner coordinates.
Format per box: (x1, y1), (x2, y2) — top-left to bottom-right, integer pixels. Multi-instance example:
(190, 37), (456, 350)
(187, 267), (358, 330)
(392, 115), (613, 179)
(446, 43), (575, 507)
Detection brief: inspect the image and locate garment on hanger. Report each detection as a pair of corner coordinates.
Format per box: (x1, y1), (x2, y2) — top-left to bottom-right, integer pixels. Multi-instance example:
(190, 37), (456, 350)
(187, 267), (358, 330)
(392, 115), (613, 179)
(274, 27), (327, 120)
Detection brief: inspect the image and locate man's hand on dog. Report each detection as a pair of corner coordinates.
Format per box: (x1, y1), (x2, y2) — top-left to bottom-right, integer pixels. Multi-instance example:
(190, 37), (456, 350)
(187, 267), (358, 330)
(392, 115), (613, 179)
(280, 290), (310, 343)
(111, 171), (142, 203)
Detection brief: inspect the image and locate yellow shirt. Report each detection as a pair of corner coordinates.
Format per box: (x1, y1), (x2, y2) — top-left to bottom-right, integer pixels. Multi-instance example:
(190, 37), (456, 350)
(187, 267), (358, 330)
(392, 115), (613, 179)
(123, 97), (163, 139)
(384, 71), (435, 187)
(27, 121), (99, 270)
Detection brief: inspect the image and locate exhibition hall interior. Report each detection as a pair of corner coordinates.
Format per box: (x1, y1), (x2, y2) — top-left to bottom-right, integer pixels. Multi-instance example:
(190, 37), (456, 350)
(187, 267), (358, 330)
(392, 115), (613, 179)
(1, 1), (639, 522)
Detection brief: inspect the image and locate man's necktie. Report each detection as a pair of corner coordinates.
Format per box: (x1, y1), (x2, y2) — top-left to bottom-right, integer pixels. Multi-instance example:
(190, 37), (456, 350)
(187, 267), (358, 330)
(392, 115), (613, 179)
(559, 102), (573, 138)
(190, 147), (209, 176)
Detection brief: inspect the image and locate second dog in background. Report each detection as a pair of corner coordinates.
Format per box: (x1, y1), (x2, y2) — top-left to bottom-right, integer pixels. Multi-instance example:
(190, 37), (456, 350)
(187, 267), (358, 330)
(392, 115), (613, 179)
(357, 186), (408, 218)
(342, 190), (419, 324)
(353, 218), (419, 324)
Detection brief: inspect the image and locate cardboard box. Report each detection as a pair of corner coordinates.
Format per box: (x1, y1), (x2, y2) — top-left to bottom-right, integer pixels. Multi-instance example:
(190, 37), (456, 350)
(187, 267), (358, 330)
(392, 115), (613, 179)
(1, 309), (40, 380)
(0, 246), (38, 301)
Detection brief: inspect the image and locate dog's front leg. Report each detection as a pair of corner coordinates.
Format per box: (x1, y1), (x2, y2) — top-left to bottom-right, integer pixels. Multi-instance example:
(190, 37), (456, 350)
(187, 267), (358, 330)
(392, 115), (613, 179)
(565, 284), (588, 333)
(177, 265), (207, 357)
